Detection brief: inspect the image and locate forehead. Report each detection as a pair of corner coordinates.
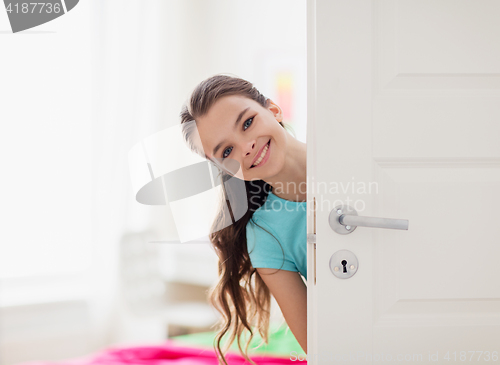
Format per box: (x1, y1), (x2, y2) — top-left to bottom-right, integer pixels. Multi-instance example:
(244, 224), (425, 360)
(202, 94), (257, 120)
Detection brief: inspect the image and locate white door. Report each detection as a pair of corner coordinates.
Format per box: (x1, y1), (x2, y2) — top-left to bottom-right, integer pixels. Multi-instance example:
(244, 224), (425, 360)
(306, 0), (500, 363)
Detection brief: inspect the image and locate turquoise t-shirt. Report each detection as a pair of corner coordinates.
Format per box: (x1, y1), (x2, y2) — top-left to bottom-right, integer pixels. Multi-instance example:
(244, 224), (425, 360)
(246, 190), (307, 281)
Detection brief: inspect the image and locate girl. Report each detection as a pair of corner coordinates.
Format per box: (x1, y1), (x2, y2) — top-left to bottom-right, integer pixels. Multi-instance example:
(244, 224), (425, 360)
(179, 74), (307, 365)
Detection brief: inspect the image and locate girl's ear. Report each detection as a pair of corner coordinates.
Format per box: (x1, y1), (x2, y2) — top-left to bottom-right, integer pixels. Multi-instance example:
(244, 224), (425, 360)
(267, 99), (283, 122)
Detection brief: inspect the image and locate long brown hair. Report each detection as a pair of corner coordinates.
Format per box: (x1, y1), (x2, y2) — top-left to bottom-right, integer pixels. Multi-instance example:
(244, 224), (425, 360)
(179, 74), (293, 365)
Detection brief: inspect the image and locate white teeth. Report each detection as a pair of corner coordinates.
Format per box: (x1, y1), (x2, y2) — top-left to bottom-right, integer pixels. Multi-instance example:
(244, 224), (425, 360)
(252, 142), (269, 167)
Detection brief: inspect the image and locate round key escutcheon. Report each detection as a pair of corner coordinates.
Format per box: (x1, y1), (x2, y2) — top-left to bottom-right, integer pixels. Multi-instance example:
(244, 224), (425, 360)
(329, 250), (359, 279)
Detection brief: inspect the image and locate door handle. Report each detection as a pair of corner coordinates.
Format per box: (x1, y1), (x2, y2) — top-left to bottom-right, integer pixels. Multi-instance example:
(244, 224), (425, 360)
(329, 204), (409, 235)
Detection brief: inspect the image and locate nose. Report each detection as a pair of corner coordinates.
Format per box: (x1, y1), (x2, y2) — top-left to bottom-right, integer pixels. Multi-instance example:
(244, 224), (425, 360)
(244, 139), (256, 157)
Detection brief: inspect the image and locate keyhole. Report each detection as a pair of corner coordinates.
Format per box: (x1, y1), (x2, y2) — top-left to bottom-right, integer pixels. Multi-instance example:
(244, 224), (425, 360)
(341, 260), (347, 273)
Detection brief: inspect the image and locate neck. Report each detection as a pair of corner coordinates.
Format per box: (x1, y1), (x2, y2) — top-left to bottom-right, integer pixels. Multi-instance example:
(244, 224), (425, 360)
(263, 133), (307, 202)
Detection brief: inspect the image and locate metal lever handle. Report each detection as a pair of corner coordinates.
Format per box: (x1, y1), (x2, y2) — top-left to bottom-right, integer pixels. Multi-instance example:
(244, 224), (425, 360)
(329, 204), (409, 235)
(340, 214), (408, 230)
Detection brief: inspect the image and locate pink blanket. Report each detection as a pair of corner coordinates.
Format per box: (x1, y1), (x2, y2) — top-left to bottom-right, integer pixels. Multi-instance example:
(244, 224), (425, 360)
(17, 339), (305, 365)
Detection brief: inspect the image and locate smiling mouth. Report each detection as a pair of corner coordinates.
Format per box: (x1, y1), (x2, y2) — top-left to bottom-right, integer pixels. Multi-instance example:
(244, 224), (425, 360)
(250, 139), (271, 168)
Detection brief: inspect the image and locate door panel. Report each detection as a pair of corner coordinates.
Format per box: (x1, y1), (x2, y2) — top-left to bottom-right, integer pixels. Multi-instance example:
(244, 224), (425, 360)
(307, 0), (500, 363)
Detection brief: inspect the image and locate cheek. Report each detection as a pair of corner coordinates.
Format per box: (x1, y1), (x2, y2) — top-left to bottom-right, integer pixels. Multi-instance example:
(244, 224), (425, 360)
(221, 158), (243, 176)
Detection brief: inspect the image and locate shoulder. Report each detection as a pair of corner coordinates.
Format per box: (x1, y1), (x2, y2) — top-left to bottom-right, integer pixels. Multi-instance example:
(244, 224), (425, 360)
(246, 217), (298, 272)
(245, 217), (279, 250)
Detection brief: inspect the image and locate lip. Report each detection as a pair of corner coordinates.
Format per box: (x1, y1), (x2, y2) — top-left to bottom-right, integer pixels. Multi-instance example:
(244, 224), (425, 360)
(251, 139), (271, 168)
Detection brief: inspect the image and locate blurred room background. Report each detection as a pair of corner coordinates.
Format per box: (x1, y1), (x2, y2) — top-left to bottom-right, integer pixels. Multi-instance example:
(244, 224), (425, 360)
(0, 0), (306, 364)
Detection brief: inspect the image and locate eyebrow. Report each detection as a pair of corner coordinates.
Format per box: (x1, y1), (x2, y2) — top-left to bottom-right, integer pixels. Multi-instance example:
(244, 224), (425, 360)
(212, 107), (250, 157)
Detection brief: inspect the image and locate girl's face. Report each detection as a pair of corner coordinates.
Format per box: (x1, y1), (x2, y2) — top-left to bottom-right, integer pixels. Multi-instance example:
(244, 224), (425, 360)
(196, 95), (287, 181)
